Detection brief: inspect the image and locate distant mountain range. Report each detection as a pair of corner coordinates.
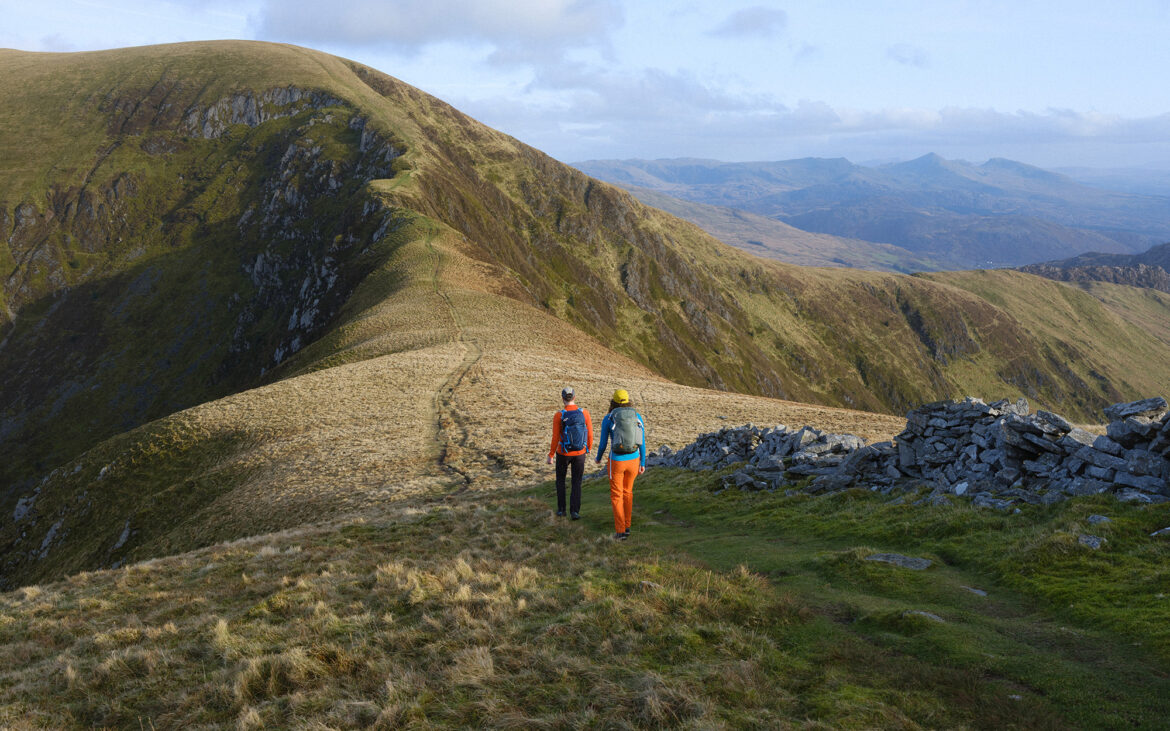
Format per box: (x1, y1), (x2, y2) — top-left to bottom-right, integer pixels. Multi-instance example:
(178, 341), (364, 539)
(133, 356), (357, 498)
(623, 186), (940, 272)
(574, 155), (1170, 270)
(1020, 242), (1170, 293)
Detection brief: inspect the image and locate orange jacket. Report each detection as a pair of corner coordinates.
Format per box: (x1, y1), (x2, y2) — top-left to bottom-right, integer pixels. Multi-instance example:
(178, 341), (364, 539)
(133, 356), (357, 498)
(549, 404), (593, 458)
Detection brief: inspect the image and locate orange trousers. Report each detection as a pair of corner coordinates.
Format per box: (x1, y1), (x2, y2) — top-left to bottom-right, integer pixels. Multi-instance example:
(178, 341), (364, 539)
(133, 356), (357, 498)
(607, 459), (639, 533)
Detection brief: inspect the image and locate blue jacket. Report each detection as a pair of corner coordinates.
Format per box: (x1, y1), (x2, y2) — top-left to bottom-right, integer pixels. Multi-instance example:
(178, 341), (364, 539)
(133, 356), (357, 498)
(596, 410), (646, 467)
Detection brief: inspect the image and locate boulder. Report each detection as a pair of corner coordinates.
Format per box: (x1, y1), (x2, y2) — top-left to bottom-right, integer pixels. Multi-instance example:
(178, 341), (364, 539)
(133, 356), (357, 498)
(1085, 465), (1115, 481)
(730, 471), (755, 488)
(1103, 397), (1167, 422)
(1078, 534), (1105, 550)
(1124, 450), (1167, 478)
(1107, 416), (1159, 448)
(1092, 435), (1125, 456)
(1060, 428), (1097, 451)
(1064, 477), (1110, 497)
(1035, 410), (1074, 435)
(1021, 432), (1063, 453)
(1040, 490), (1068, 505)
(1073, 446), (1128, 472)
(972, 494), (1015, 511)
(1112, 471), (1166, 494)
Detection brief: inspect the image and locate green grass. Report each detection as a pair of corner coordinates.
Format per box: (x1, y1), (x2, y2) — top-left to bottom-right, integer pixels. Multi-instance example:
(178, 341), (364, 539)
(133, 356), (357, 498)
(532, 468), (1170, 727)
(4, 474), (1167, 728)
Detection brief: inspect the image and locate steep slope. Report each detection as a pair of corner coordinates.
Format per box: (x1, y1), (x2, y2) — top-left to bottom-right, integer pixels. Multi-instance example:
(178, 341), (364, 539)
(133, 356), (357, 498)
(7, 41), (1170, 576)
(618, 185), (940, 272)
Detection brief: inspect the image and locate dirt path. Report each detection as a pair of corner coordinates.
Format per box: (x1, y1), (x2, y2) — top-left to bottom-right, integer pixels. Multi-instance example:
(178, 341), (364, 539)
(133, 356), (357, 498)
(427, 237), (488, 486)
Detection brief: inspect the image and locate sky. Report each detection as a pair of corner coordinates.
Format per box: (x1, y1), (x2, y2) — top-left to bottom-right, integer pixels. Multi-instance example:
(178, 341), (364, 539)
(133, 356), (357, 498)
(3, 0), (1170, 168)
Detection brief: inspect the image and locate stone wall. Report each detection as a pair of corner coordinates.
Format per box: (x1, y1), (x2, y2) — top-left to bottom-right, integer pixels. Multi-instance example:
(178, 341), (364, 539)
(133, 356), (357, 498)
(648, 397), (1170, 509)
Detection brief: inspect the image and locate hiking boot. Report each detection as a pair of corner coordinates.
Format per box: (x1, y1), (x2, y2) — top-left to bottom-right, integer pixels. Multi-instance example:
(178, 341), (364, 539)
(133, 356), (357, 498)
(570, 512), (580, 520)
(614, 532), (628, 541)
(555, 510), (567, 517)
(621, 530), (630, 539)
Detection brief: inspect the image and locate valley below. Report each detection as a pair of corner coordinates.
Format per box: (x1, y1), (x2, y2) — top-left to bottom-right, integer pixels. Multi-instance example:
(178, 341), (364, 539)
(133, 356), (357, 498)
(1, 41), (1168, 728)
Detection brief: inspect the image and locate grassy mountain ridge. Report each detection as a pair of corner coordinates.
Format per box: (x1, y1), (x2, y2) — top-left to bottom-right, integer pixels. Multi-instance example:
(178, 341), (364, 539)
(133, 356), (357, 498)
(7, 42), (1170, 499)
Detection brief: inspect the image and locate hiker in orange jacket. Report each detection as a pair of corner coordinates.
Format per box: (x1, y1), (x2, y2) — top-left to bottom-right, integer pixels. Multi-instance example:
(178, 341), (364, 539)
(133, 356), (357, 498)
(548, 386), (593, 520)
(595, 389), (646, 540)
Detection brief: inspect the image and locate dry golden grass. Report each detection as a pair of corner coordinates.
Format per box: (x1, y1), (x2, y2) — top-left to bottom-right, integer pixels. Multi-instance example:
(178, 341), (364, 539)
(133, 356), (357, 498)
(0, 491), (883, 728)
(1, 210), (907, 595)
(50, 223), (903, 575)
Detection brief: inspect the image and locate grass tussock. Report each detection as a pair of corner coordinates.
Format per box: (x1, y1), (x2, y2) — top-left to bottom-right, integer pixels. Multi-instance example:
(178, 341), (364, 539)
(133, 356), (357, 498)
(0, 493), (816, 728)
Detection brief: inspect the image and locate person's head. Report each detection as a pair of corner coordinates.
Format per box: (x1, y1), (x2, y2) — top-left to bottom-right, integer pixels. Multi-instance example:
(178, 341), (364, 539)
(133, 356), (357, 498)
(561, 386), (575, 405)
(609, 388), (631, 412)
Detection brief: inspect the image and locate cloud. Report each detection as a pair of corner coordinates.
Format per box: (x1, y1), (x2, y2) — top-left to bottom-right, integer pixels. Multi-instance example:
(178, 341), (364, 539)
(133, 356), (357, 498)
(253, 0), (622, 57)
(709, 6), (787, 38)
(456, 68), (1170, 165)
(527, 64), (765, 120)
(886, 43), (928, 68)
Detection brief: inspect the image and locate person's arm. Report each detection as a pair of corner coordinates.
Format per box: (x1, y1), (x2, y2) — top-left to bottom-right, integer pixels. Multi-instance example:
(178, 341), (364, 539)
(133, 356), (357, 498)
(595, 413), (610, 462)
(638, 413), (647, 471)
(584, 409), (594, 454)
(548, 411), (562, 463)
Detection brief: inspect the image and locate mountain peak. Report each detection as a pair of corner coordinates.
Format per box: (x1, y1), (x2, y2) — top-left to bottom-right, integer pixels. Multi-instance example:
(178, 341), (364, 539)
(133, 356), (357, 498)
(981, 157), (1073, 184)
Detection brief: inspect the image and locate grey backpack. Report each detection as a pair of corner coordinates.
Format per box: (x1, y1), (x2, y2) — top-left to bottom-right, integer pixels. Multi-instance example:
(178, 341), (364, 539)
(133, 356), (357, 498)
(611, 407), (642, 455)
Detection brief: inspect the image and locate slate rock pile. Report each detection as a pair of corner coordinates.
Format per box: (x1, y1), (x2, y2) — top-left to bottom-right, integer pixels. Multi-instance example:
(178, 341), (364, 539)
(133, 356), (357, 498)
(647, 424), (864, 490)
(895, 396), (1170, 505)
(649, 396), (1170, 508)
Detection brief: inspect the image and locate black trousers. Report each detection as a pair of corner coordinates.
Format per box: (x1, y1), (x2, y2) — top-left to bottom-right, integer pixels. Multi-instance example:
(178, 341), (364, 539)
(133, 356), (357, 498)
(555, 453), (586, 514)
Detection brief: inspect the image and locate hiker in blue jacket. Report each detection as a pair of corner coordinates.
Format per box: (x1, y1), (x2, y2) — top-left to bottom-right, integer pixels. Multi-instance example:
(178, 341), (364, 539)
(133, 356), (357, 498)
(595, 389), (646, 540)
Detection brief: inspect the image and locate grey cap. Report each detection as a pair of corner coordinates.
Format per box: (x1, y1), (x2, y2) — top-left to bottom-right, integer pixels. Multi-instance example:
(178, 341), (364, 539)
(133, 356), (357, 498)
(561, 386), (575, 400)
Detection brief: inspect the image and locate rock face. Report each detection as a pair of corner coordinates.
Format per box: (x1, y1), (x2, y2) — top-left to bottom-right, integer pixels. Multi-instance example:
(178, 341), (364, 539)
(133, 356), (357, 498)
(649, 396), (1170, 509)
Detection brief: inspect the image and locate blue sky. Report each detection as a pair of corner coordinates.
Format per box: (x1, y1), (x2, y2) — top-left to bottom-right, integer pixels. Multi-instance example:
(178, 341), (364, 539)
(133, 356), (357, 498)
(4, 0), (1170, 168)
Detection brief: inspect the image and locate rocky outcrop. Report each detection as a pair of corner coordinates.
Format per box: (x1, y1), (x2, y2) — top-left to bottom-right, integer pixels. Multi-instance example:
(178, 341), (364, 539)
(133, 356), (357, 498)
(1019, 262), (1170, 294)
(1020, 242), (1170, 294)
(650, 396), (1170, 509)
(181, 86), (343, 139)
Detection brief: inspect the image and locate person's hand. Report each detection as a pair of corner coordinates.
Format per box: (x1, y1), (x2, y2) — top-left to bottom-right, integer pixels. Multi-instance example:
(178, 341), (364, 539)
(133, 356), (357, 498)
(547, 455), (553, 465)
(595, 458), (601, 464)
(639, 466), (645, 475)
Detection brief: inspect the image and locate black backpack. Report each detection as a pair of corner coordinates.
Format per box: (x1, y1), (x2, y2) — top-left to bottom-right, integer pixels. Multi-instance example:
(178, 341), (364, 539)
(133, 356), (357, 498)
(560, 409), (588, 452)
